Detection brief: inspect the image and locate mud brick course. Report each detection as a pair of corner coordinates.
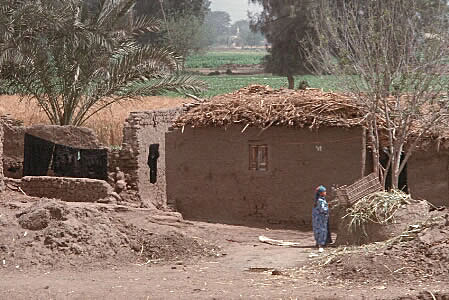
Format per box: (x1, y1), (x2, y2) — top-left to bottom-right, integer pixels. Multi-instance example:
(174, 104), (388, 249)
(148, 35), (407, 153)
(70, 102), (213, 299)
(20, 176), (118, 203)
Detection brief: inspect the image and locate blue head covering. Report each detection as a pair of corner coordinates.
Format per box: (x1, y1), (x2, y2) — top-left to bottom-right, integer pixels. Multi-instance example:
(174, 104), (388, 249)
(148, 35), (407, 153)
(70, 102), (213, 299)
(315, 185), (327, 201)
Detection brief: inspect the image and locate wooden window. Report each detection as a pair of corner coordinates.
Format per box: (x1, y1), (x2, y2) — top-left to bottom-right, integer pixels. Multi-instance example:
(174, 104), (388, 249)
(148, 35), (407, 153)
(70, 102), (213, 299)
(249, 144), (268, 171)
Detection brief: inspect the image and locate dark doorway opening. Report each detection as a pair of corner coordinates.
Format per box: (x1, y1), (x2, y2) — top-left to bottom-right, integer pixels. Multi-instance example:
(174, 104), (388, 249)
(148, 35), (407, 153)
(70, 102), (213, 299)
(147, 144), (160, 184)
(23, 133), (108, 180)
(380, 150), (408, 192)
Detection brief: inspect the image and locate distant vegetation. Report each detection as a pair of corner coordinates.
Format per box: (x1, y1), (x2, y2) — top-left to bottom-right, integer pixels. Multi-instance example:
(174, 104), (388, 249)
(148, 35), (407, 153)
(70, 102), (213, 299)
(197, 74), (341, 98)
(185, 50), (266, 69)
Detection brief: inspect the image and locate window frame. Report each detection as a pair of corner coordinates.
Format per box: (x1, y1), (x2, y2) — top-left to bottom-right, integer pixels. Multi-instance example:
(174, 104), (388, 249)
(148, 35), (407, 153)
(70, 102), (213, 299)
(249, 144), (269, 171)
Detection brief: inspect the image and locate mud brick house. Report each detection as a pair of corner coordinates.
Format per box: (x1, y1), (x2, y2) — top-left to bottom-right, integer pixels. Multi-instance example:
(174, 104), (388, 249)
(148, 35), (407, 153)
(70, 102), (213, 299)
(156, 85), (448, 226)
(163, 86), (368, 226)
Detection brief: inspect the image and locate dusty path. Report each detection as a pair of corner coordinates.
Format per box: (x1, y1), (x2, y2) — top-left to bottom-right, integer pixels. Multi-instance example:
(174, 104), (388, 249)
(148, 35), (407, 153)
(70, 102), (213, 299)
(0, 196), (447, 300)
(1, 220), (446, 300)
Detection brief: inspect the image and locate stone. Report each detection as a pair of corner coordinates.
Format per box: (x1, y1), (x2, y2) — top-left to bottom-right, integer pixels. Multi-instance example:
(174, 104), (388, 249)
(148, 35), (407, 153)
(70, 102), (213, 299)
(116, 171), (125, 181)
(115, 180), (126, 193)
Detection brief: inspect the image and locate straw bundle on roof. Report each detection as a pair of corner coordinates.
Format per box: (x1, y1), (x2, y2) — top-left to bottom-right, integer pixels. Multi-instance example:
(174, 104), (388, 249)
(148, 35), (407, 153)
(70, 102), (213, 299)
(174, 85), (367, 130)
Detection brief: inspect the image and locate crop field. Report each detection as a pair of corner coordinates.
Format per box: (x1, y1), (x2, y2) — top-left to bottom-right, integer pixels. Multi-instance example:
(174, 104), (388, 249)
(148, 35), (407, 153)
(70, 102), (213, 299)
(198, 74), (342, 98)
(185, 50), (266, 69)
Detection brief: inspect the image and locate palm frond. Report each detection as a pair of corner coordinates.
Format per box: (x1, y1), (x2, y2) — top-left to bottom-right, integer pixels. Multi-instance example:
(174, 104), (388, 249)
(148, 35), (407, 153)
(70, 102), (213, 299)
(0, 0), (207, 126)
(124, 74), (208, 96)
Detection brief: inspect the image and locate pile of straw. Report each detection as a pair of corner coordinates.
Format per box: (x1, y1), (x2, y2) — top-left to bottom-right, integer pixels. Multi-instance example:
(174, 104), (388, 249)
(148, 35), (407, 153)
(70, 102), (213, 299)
(344, 190), (411, 234)
(315, 213), (445, 267)
(174, 85), (367, 130)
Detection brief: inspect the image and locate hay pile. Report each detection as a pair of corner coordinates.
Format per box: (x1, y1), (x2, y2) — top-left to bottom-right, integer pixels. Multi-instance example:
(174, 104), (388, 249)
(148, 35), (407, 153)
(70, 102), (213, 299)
(336, 191), (431, 245)
(175, 85), (367, 129)
(344, 190), (412, 235)
(306, 191), (448, 285)
(308, 207), (449, 284)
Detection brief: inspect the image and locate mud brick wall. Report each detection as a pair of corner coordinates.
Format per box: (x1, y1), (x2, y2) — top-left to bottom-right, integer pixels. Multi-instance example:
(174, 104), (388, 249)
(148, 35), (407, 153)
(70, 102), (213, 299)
(166, 126), (365, 227)
(26, 125), (102, 149)
(1, 118), (104, 179)
(20, 176), (116, 203)
(116, 108), (184, 208)
(0, 120), (4, 191)
(408, 148), (449, 207)
(1, 115), (25, 178)
(107, 147), (139, 204)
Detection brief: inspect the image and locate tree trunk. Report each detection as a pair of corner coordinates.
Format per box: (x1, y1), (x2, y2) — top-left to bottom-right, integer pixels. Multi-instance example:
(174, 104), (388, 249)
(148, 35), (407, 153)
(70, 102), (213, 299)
(391, 150), (402, 190)
(287, 75), (294, 89)
(361, 127), (367, 177)
(367, 121), (380, 182)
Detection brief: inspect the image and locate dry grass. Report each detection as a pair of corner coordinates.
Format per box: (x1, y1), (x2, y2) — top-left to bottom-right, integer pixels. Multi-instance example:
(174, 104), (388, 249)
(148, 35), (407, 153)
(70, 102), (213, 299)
(343, 190), (412, 235)
(0, 95), (188, 146)
(174, 85), (365, 130)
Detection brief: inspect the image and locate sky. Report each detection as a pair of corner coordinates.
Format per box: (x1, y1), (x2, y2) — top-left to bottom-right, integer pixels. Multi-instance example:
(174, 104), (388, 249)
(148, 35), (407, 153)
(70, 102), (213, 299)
(210, 0), (262, 22)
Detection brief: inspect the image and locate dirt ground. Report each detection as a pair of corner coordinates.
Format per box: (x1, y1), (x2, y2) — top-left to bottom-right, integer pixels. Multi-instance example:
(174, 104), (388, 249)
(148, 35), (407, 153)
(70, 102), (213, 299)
(1, 191), (448, 300)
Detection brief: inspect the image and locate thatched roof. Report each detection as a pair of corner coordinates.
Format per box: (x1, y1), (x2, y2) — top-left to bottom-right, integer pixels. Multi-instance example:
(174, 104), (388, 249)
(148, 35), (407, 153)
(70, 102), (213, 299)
(174, 85), (367, 130)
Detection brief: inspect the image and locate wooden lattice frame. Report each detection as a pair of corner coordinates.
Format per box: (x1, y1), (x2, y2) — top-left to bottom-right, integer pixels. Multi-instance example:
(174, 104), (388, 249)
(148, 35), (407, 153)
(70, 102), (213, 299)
(335, 173), (383, 207)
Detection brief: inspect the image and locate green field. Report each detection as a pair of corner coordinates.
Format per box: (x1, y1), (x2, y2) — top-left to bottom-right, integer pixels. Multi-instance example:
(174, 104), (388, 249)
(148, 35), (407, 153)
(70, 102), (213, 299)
(197, 74), (343, 98)
(1, 49), (343, 99)
(185, 50), (266, 69)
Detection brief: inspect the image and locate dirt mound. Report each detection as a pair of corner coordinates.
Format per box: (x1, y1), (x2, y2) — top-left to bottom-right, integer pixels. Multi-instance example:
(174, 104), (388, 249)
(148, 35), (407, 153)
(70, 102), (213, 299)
(16, 200), (69, 230)
(394, 291), (449, 300)
(0, 199), (218, 270)
(310, 209), (449, 284)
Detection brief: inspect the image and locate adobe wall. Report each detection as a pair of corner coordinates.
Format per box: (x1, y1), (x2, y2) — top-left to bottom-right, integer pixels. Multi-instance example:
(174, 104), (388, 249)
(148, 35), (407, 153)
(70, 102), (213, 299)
(0, 110), (185, 208)
(112, 108), (184, 208)
(166, 126), (365, 227)
(19, 176), (117, 203)
(1, 119), (104, 179)
(0, 120), (4, 191)
(26, 125), (103, 149)
(408, 148), (449, 207)
(1, 115), (25, 178)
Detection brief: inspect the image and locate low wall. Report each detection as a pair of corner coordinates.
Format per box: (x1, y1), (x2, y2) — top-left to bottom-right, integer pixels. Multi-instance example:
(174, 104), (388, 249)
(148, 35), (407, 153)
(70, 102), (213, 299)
(20, 176), (117, 203)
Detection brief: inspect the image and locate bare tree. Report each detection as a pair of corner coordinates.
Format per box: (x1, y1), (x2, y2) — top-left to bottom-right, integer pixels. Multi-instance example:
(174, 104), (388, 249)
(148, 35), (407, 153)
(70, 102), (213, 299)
(0, 0), (206, 126)
(305, 0), (449, 189)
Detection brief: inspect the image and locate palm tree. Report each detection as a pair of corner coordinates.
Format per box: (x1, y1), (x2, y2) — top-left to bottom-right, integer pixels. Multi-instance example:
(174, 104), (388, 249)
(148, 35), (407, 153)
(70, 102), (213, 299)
(0, 0), (206, 126)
